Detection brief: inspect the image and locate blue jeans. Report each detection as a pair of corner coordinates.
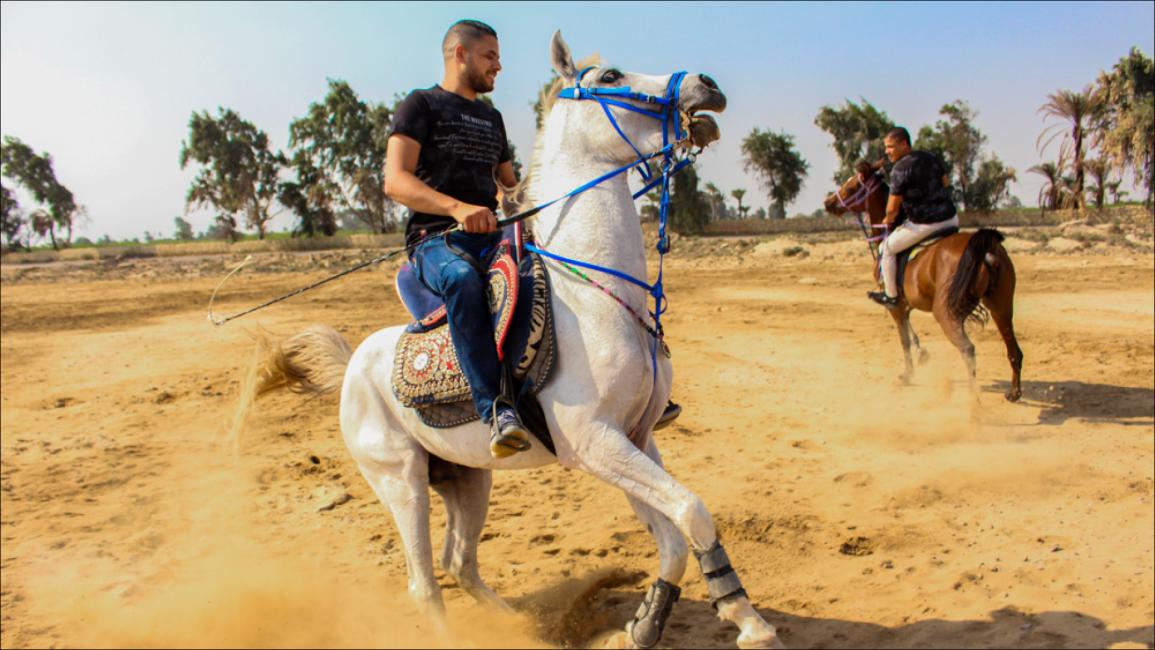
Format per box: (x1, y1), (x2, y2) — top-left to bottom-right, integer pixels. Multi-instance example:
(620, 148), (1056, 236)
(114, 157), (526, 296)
(411, 231), (504, 423)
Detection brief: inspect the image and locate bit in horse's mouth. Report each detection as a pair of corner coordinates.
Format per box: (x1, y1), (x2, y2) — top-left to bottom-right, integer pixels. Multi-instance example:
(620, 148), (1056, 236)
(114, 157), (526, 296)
(685, 111), (721, 147)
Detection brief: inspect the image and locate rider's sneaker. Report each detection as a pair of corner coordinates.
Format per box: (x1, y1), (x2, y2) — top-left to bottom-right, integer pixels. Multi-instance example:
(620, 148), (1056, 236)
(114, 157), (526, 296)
(867, 291), (901, 309)
(653, 400), (682, 431)
(490, 407), (531, 458)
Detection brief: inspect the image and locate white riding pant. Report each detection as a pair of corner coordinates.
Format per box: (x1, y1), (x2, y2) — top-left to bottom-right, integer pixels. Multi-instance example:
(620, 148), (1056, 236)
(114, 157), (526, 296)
(879, 215), (959, 298)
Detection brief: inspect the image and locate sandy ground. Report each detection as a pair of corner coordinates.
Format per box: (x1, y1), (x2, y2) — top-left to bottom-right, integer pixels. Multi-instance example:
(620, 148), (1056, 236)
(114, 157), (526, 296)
(1, 232), (1153, 649)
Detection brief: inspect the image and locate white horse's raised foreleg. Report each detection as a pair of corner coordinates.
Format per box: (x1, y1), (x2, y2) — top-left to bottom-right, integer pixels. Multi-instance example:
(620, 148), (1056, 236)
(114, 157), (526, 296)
(573, 426), (781, 649)
(430, 464), (512, 612)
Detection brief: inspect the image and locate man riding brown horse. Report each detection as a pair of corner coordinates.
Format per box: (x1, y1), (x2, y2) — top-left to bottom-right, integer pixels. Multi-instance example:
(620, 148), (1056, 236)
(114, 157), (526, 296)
(868, 127), (960, 309)
(824, 132), (1024, 402)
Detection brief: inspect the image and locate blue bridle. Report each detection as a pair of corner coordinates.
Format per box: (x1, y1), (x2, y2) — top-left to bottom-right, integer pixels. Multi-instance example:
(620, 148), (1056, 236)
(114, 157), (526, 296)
(524, 65), (697, 372)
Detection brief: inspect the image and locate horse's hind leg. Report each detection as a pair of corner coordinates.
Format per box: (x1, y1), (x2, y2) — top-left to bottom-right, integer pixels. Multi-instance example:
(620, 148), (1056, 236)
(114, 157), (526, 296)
(355, 446), (444, 621)
(570, 426), (782, 649)
(430, 464), (511, 612)
(982, 280), (1023, 402)
(889, 307), (916, 385)
(933, 301), (977, 395)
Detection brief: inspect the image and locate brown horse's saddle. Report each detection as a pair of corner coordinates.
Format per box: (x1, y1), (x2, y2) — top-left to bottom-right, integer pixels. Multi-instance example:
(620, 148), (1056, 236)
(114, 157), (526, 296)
(895, 226), (960, 296)
(390, 240), (557, 430)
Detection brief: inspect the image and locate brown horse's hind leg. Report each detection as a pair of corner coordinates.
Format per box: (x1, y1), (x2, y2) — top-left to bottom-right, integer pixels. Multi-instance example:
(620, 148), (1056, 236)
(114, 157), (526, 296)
(982, 282), (1023, 403)
(932, 301), (977, 395)
(889, 307), (915, 385)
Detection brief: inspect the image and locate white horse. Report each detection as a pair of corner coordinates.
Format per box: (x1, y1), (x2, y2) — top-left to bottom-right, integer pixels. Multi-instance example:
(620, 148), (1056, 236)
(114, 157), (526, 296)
(248, 31), (782, 649)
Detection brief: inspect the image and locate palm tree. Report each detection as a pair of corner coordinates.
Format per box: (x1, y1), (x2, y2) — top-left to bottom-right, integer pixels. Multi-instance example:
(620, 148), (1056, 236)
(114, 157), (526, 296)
(1083, 157), (1110, 209)
(730, 188), (748, 219)
(1028, 161), (1066, 210)
(703, 181), (727, 220)
(1037, 86), (1104, 211)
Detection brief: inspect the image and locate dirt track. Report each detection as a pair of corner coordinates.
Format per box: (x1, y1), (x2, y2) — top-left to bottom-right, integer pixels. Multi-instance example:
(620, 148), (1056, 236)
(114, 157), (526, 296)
(2, 233), (1153, 649)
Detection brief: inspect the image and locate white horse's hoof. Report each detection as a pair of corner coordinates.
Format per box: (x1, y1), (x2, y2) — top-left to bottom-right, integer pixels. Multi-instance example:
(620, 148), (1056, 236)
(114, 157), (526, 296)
(737, 628), (786, 650)
(599, 630), (637, 649)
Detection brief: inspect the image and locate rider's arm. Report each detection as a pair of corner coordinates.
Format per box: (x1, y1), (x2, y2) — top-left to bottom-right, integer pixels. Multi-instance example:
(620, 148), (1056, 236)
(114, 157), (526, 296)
(884, 194), (903, 226)
(384, 134), (496, 233)
(496, 160), (517, 189)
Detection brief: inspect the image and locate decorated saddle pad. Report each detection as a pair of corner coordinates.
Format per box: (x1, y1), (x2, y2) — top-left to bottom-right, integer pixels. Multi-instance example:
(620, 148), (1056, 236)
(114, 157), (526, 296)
(391, 242), (556, 428)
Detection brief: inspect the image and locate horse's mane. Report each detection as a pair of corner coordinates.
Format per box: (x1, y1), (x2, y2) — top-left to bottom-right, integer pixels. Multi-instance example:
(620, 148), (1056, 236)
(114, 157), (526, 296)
(499, 54), (602, 218)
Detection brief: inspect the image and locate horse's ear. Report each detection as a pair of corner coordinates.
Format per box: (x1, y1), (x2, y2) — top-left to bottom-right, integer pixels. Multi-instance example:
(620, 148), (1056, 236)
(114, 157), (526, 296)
(871, 158), (886, 171)
(550, 31), (577, 81)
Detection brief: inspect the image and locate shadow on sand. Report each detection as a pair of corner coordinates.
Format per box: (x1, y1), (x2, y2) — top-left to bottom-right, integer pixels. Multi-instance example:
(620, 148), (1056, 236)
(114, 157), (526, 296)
(509, 573), (1153, 648)
(986, 379), (1154, 426)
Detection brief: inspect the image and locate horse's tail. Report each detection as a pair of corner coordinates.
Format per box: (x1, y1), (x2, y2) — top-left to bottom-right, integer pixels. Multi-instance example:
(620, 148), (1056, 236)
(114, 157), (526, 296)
(946, 228), (1006, 328)
(254, 325), (353, 397)
(226, 325), (353, 453)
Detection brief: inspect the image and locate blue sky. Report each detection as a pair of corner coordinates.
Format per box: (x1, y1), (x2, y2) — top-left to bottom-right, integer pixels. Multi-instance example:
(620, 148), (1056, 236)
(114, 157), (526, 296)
(2, 1), (1152, 240)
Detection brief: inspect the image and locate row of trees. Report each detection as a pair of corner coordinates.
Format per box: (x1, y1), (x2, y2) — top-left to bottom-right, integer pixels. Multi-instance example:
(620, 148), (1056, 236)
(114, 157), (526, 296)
(4, 47), (1149, 248)
(1030, 47), (1153, 210)
(179, 79), (399, 241)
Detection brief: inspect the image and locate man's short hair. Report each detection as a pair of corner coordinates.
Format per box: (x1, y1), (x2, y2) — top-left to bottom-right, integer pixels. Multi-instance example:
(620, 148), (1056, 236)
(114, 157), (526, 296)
(885, 127), (911, 145)
(442, 19), (498, 57)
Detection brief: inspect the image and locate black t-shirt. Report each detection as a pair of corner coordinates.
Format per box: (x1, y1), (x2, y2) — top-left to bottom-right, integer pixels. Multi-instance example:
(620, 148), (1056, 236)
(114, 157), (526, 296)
(889, 150), (957, 224)
(390, 86), (511, 248)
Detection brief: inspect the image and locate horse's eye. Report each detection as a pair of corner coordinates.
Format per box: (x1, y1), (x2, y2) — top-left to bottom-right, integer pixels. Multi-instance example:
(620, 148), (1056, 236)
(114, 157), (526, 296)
(600, 69), (622, 84)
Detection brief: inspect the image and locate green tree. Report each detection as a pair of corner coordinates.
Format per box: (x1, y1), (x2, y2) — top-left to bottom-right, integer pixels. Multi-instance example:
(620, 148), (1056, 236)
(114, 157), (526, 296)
(1, 183), (25, 250)
(1, 136), (79, 249)
(730, 188), (749, 219)
(741, 128), (809, 219)
(1038, 85), (1104, 211)
(288, 80), (393, 233)
(173, 216), (195, 241)
(668, 165), (709, 234)
(914, 100), (987, 210)
(1094, 47), (1154, 206)
(179, 108), (284, 240)
(814, 99), (894, 184)
(277, 157), (337, 237)
(967, 155), (1017, 212)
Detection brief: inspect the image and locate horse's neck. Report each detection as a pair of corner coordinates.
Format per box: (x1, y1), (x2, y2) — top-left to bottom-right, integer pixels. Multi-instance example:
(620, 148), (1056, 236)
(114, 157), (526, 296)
(529, 122), (649, 308)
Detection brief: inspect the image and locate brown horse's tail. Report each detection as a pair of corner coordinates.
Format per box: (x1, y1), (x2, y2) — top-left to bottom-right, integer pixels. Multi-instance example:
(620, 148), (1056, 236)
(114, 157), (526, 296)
(947, 228), (1006, 327)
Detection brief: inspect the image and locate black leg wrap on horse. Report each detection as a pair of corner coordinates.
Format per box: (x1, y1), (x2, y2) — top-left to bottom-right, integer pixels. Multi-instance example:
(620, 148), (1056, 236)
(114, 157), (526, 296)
(626, 578), (681, 649)
(695, 541), (747, 609)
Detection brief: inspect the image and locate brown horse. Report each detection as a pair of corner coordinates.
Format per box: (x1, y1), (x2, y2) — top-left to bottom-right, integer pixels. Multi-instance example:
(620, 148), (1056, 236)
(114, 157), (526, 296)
(824, 161), (1023, 401)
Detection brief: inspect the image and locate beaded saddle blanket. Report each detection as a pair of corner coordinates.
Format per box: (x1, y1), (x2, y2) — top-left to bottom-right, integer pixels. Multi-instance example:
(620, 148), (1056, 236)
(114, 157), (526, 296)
(391, 241), (556, 429)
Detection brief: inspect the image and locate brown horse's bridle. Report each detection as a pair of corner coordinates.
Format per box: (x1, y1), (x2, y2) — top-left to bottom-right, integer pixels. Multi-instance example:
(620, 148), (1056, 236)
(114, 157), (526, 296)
(834, 173), (887, 262)
(834, 173), (883, 215)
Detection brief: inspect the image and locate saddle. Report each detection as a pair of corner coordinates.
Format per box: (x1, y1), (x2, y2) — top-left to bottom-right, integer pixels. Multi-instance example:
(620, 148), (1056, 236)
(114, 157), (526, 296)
(893, 226), (959, 297)
(391, 238), (557, 450)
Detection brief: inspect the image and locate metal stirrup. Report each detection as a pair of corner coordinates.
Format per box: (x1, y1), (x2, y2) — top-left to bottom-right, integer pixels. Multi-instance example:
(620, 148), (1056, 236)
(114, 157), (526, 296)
(695, 541), (747, 608)
(626, 578), (681, 649)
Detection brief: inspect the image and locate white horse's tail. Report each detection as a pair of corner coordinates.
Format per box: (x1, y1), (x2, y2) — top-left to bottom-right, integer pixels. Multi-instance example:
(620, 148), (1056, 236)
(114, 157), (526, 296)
(226, 325), (352, 453)
(255, 325), (353, 397)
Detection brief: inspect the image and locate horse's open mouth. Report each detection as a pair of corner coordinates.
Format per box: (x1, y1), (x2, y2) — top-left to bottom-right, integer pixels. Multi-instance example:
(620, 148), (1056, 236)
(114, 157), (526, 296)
(685, 111), (721, 148)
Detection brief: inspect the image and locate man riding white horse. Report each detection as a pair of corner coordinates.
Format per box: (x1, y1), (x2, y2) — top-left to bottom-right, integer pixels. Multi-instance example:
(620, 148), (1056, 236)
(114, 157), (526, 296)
(385, 19), (680, 460)
(248, 30), (783, 649)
